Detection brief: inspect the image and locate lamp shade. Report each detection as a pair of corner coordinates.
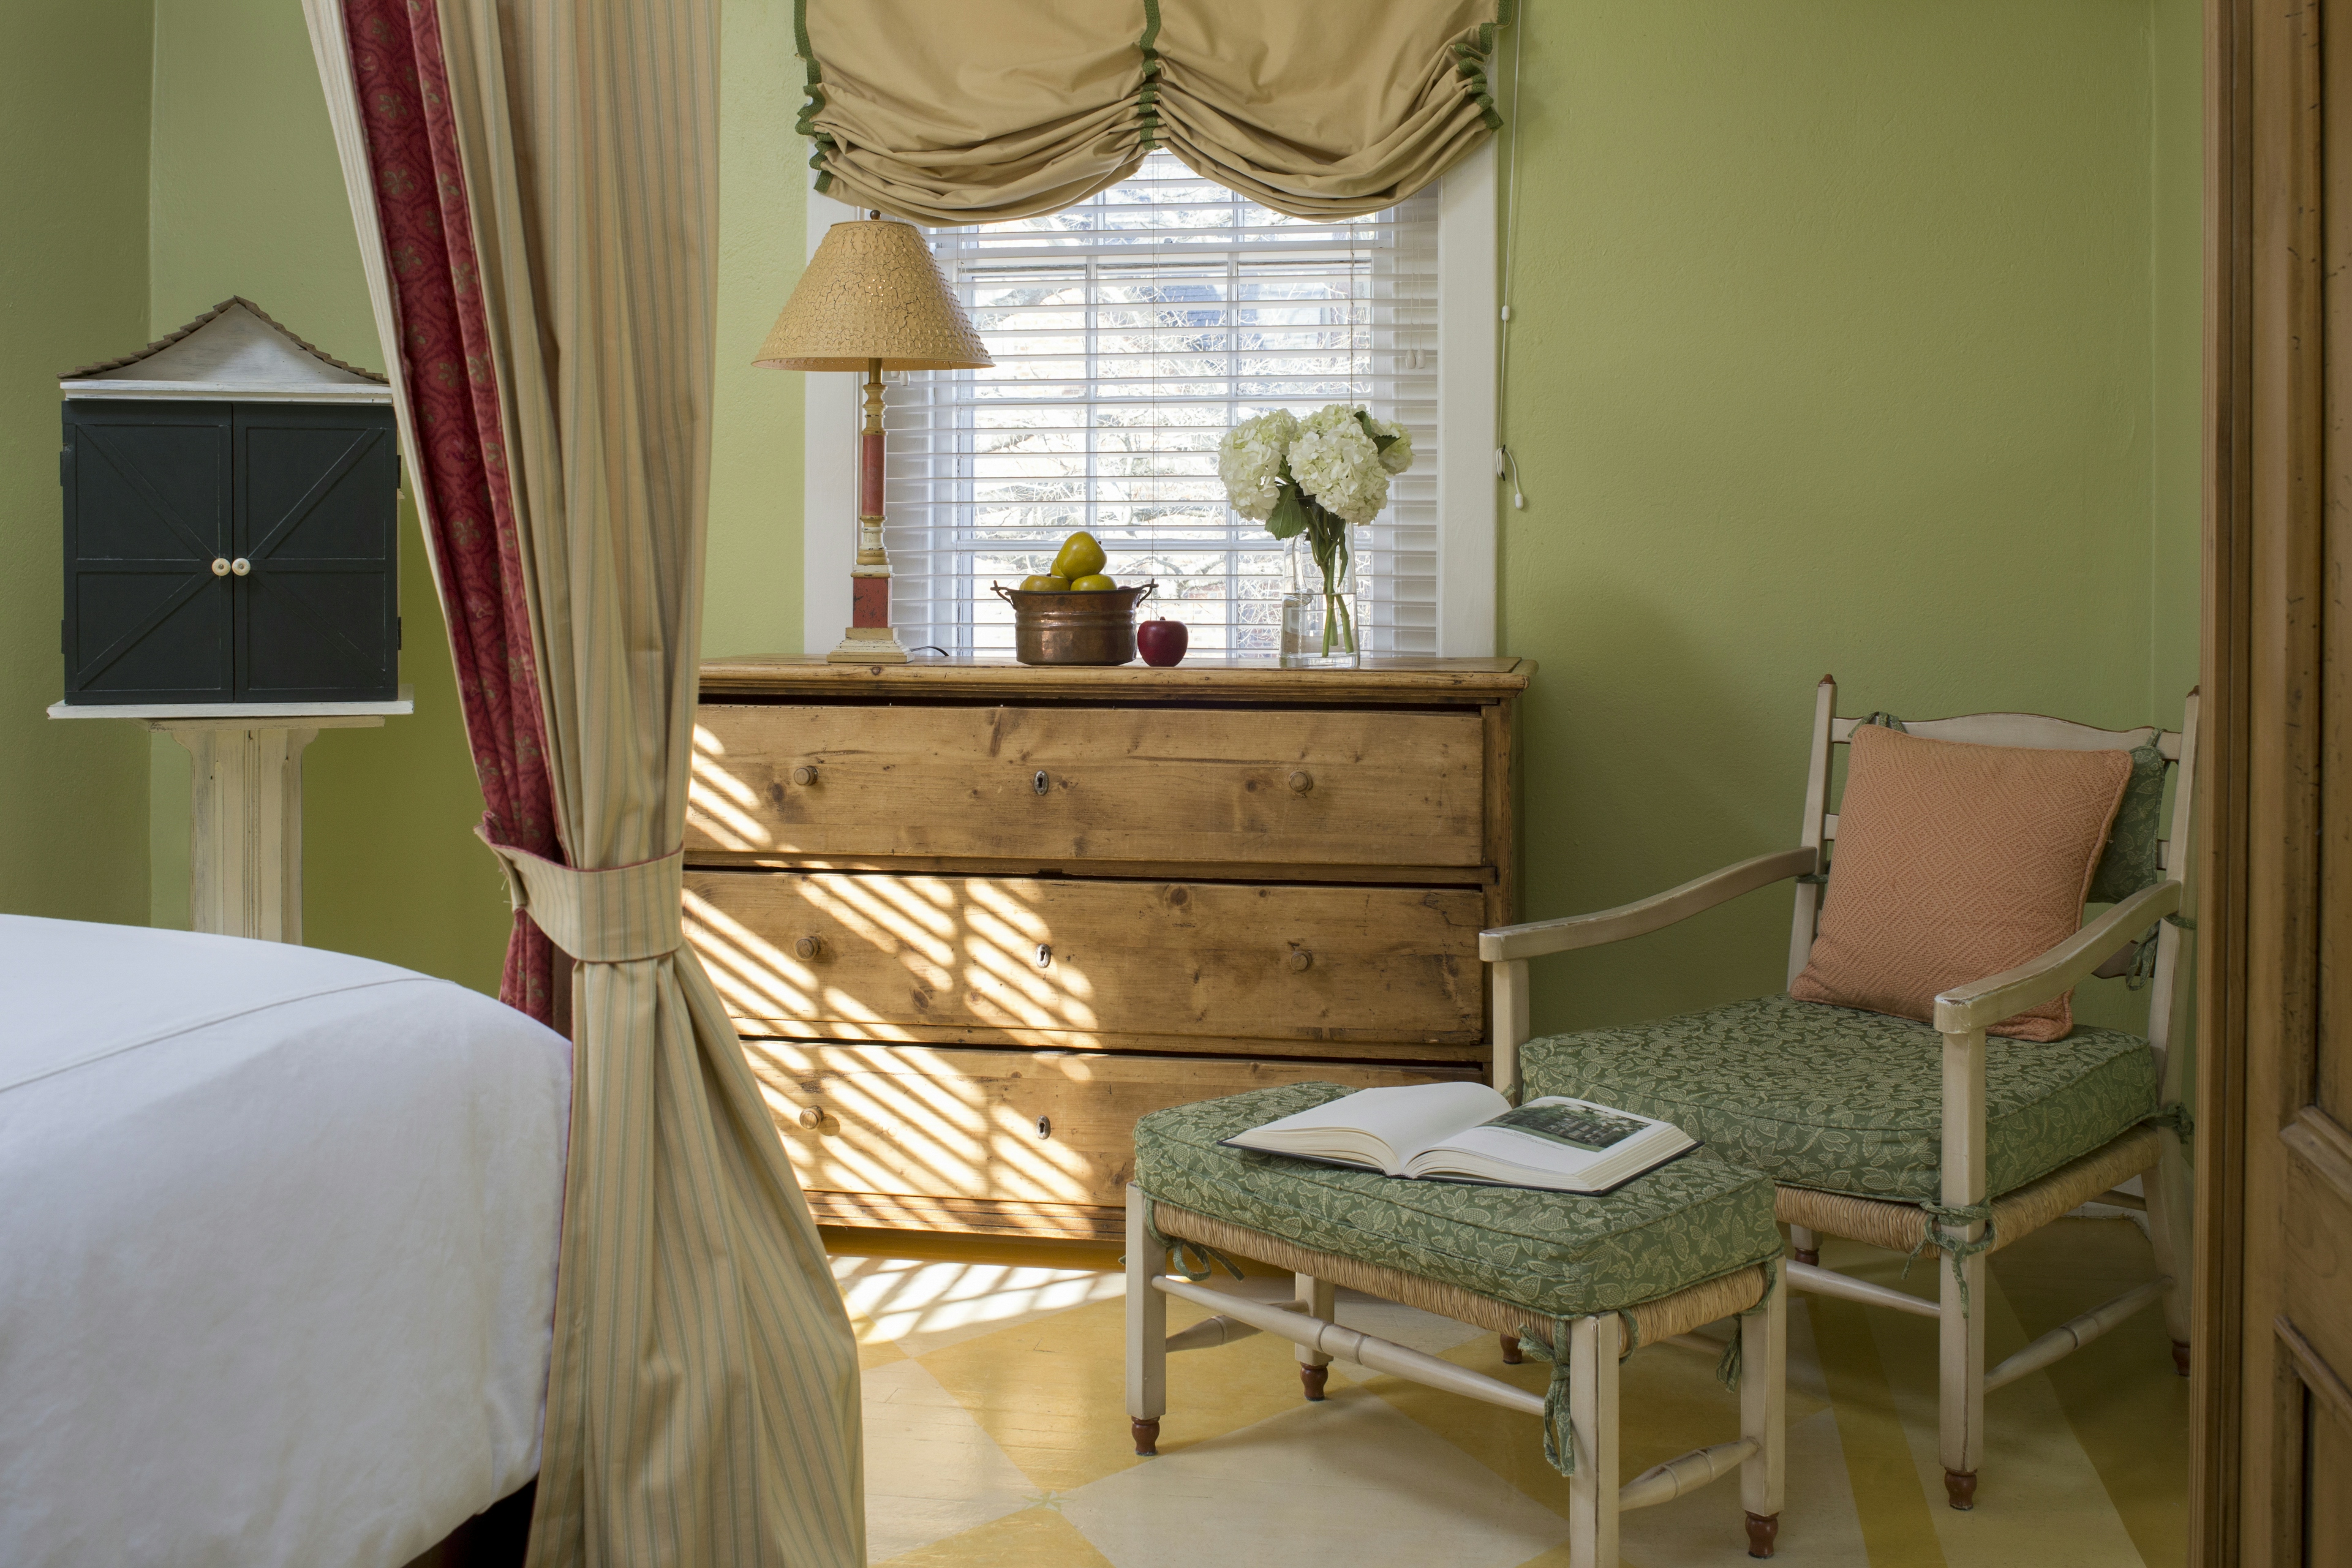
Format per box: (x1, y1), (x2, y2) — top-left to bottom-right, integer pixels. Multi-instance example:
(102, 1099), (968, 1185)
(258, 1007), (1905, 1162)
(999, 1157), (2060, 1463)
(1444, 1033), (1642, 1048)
(755, 217), (993, 371)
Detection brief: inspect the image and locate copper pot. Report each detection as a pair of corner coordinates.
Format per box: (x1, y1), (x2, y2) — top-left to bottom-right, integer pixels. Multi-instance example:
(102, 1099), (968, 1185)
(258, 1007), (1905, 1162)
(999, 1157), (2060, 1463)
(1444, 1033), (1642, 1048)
(992, 581), (1156, 666)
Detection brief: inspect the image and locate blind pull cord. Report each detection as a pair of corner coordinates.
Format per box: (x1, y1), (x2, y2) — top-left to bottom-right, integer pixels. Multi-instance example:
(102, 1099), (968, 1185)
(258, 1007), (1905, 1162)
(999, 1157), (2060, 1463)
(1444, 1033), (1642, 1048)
(1494, 9), (1528, 513)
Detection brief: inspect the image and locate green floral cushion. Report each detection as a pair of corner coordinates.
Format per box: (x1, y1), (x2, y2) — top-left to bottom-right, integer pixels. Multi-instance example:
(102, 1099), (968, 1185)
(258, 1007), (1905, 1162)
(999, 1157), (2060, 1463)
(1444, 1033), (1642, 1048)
(1133, 1082), (1782, 1321)
(1520, 994), (2158, 1202)
(2086, 744), (2168, 905)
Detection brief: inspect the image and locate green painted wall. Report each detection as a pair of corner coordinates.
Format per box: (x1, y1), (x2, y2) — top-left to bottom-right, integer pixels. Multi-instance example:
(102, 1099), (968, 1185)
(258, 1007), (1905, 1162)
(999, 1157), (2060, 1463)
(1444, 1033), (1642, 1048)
(0, 1), (154, 925)
(145, 0), (510, 988)
(1497, 2), (2203, 1039)
(137, 0), (813, 986)
(709, 0), (809, 658)
(116, 0), (2204, 1041)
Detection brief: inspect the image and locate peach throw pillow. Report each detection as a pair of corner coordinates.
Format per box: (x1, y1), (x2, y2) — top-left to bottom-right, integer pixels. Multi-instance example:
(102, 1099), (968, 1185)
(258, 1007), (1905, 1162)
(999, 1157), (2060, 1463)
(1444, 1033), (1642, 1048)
(1789, 724), (2131, 1041)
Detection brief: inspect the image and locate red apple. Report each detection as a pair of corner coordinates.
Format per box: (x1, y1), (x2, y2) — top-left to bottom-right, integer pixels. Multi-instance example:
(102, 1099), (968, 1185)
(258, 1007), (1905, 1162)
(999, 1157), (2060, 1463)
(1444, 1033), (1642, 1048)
(1137, 617), (1189, 667)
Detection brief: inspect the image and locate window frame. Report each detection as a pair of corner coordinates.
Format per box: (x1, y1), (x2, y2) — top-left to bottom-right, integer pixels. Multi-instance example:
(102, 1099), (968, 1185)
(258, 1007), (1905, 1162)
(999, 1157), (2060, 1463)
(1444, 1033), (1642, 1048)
(800, 142), (1497, 658)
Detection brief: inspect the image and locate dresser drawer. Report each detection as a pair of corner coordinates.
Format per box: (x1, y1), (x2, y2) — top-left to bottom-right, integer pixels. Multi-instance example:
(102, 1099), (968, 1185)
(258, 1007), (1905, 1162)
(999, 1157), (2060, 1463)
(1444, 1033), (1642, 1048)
(687, 703), (1485, 869)
(688, 869), (1484, 1050)
(745, 1042), (1475, 1213)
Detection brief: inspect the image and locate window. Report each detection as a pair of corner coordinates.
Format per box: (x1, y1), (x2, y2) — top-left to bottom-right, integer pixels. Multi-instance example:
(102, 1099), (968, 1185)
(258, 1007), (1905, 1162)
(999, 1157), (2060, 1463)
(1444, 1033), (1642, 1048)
(877, 151), (1440, 658)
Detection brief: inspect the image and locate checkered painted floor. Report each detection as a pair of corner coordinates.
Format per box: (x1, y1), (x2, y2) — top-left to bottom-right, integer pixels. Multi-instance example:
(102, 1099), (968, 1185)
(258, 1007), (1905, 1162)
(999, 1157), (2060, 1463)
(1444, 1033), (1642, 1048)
(831, 1215), (2185, 1567)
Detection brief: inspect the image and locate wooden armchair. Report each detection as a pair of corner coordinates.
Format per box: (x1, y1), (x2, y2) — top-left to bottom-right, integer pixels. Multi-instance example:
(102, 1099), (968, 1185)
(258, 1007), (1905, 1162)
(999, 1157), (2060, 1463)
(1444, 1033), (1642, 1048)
(1483, 677), (2196, 1511)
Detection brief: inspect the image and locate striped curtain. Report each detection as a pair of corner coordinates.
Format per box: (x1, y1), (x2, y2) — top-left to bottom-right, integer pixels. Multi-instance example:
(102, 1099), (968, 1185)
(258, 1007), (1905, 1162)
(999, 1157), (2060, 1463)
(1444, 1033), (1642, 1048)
(301, 3), (864, 1564)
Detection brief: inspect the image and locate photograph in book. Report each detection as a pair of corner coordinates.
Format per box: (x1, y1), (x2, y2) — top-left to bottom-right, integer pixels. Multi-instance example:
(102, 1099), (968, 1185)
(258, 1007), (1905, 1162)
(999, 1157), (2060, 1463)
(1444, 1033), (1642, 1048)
(1219, 1081), (1698, 1195)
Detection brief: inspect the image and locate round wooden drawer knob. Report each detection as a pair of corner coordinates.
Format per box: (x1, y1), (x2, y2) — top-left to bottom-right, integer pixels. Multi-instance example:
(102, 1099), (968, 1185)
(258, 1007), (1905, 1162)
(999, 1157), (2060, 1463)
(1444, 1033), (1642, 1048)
(797, 1105), (824, 1129)
(1288, 771), (1314, 794)
(794, 936), (821, 960)
(1289, 950), (1313, 972)
(792, 764), (819, 786)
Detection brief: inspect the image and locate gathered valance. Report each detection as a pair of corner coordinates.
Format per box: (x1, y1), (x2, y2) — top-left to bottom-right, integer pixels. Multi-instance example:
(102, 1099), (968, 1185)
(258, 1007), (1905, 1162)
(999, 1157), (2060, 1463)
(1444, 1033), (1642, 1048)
(794, 0), (1507, 224)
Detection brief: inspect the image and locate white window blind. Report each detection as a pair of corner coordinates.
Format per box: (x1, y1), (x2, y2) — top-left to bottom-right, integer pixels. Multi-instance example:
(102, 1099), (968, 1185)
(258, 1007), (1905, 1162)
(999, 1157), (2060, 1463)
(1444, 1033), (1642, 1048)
(880, 151), (1439, 658)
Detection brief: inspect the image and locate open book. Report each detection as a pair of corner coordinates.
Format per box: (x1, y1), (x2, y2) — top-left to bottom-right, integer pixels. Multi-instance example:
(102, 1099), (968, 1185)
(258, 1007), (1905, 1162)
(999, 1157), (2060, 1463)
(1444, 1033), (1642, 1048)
(1222, 1082), (1697, 1195)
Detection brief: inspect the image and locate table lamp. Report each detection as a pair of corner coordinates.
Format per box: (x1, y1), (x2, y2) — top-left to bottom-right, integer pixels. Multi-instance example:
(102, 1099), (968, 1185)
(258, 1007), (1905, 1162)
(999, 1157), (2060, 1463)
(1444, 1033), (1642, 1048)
(756, 215), (992, 663)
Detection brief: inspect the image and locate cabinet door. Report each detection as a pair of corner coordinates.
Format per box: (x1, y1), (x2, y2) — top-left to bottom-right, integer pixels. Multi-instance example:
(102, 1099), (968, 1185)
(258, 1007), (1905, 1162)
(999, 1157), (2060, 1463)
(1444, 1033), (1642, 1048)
(233, 404), (399, 702)
(61, 400), (233, 703)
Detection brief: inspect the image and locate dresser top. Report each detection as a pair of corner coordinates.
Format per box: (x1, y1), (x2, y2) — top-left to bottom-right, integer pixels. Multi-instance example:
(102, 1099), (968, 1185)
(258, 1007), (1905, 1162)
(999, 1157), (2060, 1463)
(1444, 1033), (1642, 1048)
(699, 655), (1536, 704)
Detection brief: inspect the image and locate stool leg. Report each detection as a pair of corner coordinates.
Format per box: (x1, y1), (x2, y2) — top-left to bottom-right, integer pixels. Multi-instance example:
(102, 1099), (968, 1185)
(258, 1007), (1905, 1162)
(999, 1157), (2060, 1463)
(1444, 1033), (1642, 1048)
(1787, 1223), (1820, 1268)
(1125, 1185), (1165, 1455)
(1499, 1330), (1523, 1365)
(1567, 1313), (1621, 1568)
(1297, 1273), (1336, 1400)
(1741, 1259), (1787, 1557)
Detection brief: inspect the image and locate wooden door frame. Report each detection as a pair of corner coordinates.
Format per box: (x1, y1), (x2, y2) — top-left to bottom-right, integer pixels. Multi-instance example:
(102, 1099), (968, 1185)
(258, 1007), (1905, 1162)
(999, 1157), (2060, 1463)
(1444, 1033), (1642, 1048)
(2193, 1), (2252, 1556)
(2197, 0), (2351, 1559)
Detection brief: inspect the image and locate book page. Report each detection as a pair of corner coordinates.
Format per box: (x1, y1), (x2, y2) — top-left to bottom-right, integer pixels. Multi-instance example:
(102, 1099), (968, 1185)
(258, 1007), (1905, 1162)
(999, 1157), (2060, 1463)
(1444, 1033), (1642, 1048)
(1225, 1081), (1508, 1171)
(1480, 1099), (1654, 1154)
(1405, 1098), (1689, 1188)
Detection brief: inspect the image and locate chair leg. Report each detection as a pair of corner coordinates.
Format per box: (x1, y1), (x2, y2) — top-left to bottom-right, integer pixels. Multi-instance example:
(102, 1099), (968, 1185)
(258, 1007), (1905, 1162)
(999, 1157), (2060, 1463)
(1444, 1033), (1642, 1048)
(1938, 1025), (1987, 1510)
(2147, 1133), (2193, 1378)
(1566, 1313), (1622, 1568)
(1499, 1330), (1523, 1364)
(1741, 1259), (1787, 1557)
(1787, 1223), (1820, 1268)
(1297, 1273), (1336, 1400)
(1939, 1249), (1985, 1509)
(1125, 1185), (1166, 1455)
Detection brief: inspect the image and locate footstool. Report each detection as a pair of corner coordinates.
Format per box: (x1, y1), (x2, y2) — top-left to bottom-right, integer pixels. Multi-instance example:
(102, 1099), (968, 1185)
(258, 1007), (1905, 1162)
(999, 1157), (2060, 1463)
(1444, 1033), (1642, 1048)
(1124, 1083), (1789, 1566)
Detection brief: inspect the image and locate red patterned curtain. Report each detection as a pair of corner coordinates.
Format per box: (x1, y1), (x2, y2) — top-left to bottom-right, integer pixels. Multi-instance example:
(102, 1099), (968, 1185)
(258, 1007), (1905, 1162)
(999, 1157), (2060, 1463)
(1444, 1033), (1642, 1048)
(339, 0), (563, 1024)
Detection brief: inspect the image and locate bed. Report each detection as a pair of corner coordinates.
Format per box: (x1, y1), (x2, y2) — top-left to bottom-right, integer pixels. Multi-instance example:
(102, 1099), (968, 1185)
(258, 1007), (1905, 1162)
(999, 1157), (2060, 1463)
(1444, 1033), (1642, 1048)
(0, 916), (570, 1568)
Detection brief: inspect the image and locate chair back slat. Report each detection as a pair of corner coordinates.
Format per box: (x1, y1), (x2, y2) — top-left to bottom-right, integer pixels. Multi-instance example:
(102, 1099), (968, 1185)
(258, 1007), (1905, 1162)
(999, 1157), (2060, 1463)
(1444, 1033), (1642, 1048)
(1830, 710), (2177, 759)
(1785, 678), (1839, 988)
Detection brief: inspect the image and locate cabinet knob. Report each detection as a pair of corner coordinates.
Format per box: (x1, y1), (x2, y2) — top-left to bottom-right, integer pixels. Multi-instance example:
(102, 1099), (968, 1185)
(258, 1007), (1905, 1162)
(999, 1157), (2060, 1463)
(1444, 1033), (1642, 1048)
(1288, 770), (1314, 794)
(791, 764), (819, 786)
(797, 1105), (824, 1130)
(230, 558), (252, 577)
(1034, 769), (1050, 796)
(210, 557), (231, 577)
(1289, 950), (1313, 972)
(794, 936), (821, 961)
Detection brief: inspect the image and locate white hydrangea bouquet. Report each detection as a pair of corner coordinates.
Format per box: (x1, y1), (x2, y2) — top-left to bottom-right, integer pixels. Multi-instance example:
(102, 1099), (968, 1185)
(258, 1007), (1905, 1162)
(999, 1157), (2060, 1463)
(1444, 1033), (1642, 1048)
(1217, 405), (1414, 662)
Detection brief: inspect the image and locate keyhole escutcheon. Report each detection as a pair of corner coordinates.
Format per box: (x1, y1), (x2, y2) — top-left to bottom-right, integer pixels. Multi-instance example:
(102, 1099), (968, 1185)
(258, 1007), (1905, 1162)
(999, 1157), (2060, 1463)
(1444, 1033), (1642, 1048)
(1033, 769), (1050, 796)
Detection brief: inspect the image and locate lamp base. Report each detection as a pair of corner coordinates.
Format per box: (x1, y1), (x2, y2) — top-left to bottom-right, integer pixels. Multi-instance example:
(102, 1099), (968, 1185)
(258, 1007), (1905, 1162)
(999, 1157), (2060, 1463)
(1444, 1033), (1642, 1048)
(826, 625), (911, 665)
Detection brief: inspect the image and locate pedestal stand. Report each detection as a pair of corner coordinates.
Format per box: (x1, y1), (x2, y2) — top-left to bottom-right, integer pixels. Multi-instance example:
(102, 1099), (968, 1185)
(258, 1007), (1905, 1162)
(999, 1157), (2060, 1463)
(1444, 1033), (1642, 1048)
(48, 687), (413, 943)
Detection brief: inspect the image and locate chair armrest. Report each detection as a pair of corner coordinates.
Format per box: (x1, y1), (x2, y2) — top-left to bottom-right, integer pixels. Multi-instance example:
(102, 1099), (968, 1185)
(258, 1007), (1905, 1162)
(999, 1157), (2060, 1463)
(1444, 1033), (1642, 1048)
(1932, 880), (2183, 1035)
(1479, 847), (1819, 963)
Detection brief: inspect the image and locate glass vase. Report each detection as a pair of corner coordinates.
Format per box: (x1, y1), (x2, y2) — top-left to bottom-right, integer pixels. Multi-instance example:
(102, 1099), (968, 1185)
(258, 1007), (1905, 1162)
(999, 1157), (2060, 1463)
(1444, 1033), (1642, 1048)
(1280, 527), (1359, 669)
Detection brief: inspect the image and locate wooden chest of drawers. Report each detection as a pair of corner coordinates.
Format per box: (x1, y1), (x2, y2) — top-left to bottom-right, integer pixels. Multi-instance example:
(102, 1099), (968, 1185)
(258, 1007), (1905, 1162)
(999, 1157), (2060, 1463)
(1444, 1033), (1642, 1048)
(686, 655), (1532, 1239)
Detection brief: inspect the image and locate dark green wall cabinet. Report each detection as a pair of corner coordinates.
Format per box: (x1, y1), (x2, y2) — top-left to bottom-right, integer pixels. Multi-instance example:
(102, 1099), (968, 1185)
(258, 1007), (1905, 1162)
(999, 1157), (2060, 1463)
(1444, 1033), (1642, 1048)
(57, 298), (399, 706)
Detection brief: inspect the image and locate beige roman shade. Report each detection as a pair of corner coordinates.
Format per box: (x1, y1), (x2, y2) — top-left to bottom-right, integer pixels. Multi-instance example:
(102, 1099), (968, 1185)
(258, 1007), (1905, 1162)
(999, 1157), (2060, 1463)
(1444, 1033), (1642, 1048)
(795, 0), (1507, 224)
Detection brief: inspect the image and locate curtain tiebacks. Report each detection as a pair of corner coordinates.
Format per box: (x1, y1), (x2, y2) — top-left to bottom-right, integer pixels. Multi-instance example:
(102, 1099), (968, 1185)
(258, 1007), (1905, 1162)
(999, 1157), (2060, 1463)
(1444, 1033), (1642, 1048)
(474, 826), (685, 962)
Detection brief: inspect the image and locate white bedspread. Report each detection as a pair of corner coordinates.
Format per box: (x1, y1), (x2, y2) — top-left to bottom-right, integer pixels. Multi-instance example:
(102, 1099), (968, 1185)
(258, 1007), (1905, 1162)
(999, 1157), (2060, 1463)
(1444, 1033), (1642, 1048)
(0, 917), (570, 1568)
